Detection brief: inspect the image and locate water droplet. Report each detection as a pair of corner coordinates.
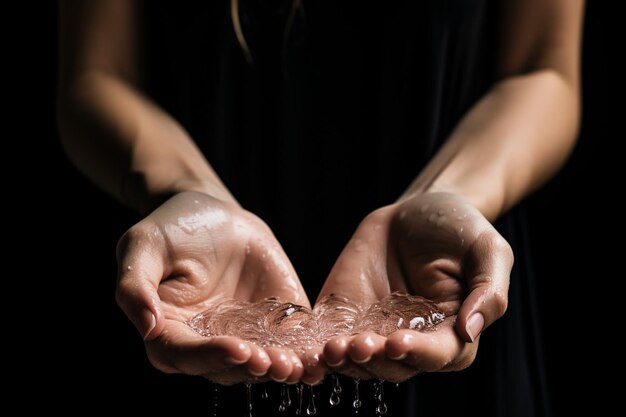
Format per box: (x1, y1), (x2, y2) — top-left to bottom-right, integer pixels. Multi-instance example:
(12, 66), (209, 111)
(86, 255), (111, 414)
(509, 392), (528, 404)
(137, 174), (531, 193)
(261, 385), (268, 400)
(306, 385), (317, 416)
(329, 374), (342, 406)
(452, 208), (457, 212)
(353, 378), (362, 409)
(296, 384), (304, 416)
(375, 380), (388, 415)
(395, 383), (400, 390)
(212, 383), (219, 417)
(126, 265), (132, 271)
(245, 382), (253, 417)
(332, 374), (342, 394)
(245, 245), (251, 256)
(279, 384), (291, 412)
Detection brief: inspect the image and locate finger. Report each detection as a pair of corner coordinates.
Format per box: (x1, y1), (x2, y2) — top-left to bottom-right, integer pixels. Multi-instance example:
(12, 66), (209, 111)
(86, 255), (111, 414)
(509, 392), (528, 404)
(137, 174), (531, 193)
(146, 320), (252, 375)
(286, 352), (305, 384)
(301, 346), (328, 385)
(457, 233), (513, 342)
(246, 344), (272, 377)
(323, 336), (350, 368)
(386, 324), (466, 372)
(116, 224), (166, 340)
(348, 332), (385, 364)
(265, 347), (294, 383)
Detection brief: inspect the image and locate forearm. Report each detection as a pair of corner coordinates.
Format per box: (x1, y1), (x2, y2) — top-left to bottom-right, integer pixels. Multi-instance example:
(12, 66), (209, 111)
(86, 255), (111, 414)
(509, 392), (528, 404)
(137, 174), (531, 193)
(57, 71), (236, 213)
(402, 69), (580, 221)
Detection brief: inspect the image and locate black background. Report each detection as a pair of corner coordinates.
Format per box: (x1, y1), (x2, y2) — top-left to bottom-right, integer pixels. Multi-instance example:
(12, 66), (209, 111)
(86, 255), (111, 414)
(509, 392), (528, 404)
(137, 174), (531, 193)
(25, 1), (607, 415)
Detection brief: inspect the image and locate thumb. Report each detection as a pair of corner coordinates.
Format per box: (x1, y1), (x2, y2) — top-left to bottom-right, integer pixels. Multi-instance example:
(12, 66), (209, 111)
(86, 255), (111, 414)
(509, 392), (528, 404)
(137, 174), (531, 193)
(115, 226), (166, 341)
(456, 232), (513, 343)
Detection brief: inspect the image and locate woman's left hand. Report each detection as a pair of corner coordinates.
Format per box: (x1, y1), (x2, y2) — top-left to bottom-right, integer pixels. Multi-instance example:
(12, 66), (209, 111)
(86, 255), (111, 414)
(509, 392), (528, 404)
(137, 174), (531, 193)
(316, 192), (513, 382)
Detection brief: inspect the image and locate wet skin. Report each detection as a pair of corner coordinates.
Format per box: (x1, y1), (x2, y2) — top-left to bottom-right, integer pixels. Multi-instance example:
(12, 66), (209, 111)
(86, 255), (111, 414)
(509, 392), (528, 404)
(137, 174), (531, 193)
(117, 191), (512, 384)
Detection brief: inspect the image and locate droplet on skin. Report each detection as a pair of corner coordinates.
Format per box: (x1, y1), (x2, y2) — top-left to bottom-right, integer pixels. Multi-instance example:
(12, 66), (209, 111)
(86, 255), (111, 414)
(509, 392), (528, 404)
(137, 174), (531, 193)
(126, 265), (132, 271)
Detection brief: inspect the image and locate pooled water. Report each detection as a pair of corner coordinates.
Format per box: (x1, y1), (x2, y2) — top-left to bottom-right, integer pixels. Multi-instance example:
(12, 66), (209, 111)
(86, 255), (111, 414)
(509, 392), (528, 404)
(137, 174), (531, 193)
(188, 292), (445, 355)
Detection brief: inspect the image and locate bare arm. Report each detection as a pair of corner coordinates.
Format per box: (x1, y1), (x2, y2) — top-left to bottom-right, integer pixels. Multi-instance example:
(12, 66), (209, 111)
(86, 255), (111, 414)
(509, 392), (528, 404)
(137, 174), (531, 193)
(57, 0), (235, 214)
(403, 0), (584, 221)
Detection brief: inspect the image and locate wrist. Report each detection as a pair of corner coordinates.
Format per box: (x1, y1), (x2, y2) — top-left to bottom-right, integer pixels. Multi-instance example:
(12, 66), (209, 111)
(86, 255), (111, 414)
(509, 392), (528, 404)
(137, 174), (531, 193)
(402, 180), (504, 223)
(126, 176), (238, 215)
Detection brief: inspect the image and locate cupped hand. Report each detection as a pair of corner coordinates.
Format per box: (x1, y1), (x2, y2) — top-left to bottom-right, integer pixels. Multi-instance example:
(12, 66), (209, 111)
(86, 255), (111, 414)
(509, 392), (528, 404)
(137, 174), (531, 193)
(115, 191), (311, 385)
(317, 192), (513, 382)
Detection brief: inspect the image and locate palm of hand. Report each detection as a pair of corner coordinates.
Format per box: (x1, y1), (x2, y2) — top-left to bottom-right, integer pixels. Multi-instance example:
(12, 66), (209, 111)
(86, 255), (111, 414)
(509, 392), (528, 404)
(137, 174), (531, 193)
(316, 193), (512, 382)
(116, 192), (311, 385)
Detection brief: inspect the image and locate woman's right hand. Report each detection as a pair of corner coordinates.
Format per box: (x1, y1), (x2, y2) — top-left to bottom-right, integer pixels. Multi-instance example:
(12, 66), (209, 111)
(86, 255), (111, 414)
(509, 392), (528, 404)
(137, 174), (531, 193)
(115, 191), (312, 385)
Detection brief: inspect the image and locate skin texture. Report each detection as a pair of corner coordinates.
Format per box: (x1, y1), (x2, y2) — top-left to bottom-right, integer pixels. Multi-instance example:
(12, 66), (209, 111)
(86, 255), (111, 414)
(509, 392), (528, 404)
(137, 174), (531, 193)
(116, 191), (313, 384)
(58, 0), (584, 383)
(318, 193), (512, 382)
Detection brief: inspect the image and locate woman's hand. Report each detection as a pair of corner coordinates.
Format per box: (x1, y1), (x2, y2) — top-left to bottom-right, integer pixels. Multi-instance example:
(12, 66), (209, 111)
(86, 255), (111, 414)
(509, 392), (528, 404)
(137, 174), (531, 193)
(317, 192), (513, 382)
(115, 191), (311, 385)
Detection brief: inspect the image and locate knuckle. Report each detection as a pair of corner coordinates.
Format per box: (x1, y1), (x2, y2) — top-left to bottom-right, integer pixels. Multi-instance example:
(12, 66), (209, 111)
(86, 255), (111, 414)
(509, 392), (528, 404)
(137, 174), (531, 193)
(492, 290), (509, 317)
(115, 279), (139, 308)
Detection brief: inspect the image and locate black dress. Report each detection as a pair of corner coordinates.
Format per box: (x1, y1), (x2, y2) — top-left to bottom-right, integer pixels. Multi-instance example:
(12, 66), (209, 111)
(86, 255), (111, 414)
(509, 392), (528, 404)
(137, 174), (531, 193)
(143, 1), (550, 416)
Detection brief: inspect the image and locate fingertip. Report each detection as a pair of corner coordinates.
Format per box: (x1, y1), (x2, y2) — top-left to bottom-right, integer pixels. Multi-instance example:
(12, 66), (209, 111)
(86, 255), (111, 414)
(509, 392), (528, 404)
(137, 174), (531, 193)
(266, 348), (294, 382)
(141, 309), (158, 340)
(223, 340), (252, 365)
(324, 336), (349, 367)
(348, 333), (383, 364)
(248, 346), (272, 377)
(464, 312), (484, 343)
(286, 353), (305, 384)
(301, 347), (327, 385)
(385, 330), (415, 360)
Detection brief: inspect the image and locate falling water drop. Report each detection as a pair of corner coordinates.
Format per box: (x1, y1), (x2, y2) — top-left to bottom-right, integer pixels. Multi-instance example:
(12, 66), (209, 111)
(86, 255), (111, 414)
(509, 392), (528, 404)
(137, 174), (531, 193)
(353, 378), (362, 412)
(245, 383), (253, 417)
(261, 385), (269, 400)
(306, 385), (317, 416)
(279, 384), (291, 413)
(395, 383), (400, 390)
(330, 374), (342, 406)
(296, 384), (304, 416)
(375, 380), (388, 415)
(212, 383), (219, 417)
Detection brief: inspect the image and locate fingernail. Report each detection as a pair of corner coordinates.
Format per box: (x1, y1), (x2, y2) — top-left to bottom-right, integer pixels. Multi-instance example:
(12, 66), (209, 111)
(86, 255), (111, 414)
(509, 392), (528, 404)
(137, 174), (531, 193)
(326, 359), (345, 367)
(389, 352), (407, 360)
(466, 313), (484, 342)
(142, 309), (156, 340)
(352, 355), (372, 364)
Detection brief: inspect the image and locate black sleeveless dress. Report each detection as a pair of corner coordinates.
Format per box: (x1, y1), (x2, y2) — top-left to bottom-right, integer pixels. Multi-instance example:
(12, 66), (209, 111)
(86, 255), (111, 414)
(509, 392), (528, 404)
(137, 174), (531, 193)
(143, 1), (550, 416)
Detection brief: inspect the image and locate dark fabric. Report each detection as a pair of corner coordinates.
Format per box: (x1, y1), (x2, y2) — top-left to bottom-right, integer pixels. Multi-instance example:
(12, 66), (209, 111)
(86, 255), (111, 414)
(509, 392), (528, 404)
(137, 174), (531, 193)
(143, 1), (550, 415)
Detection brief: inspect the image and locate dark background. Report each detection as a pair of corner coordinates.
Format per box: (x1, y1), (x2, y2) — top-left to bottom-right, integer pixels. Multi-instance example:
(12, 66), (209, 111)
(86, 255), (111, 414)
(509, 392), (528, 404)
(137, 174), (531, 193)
(27, 1), (607, 415)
